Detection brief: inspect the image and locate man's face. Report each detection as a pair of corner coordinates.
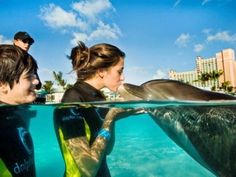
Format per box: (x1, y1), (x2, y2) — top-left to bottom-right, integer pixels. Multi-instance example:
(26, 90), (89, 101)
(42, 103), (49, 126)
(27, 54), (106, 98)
(13, 39), (32, 52)
(1, 70), (39, 104)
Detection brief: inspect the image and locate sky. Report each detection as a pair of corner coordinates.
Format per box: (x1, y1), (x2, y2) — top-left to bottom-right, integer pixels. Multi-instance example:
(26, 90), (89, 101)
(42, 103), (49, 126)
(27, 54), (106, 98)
(1, 0), (236, 86)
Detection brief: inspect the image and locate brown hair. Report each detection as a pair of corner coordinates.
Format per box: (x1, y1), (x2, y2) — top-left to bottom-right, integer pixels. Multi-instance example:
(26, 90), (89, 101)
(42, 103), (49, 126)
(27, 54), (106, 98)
(68, 41), (125, 80)
(0, 44), (38, 89)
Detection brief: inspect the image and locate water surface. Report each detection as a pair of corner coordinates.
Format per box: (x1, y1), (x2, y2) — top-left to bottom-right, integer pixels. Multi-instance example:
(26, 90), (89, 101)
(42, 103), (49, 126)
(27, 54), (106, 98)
(3, 100), (236, 176)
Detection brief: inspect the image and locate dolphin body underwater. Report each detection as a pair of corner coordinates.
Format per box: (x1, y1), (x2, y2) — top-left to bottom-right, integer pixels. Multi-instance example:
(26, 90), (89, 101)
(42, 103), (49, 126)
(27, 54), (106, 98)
(117, 79), (236, 177)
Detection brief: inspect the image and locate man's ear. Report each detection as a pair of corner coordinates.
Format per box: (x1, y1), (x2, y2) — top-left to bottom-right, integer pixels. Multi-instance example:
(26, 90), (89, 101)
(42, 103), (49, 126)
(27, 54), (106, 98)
(13, 39), (18, 45)
(0, 82), (9, 95)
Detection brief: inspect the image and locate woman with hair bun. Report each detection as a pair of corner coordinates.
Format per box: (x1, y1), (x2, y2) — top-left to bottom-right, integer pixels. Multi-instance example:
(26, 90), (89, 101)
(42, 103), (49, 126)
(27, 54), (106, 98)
(54, 41), (126, 177)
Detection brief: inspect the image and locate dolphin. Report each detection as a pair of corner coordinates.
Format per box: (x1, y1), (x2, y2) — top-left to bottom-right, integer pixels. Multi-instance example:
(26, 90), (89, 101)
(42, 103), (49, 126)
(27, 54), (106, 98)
(118, 79), (236, 101)
(117, 79), (236, 177)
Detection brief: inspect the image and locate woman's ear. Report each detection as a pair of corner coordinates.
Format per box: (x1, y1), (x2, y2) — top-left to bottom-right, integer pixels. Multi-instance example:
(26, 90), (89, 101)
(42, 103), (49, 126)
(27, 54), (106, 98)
(97, 68), (105, 79)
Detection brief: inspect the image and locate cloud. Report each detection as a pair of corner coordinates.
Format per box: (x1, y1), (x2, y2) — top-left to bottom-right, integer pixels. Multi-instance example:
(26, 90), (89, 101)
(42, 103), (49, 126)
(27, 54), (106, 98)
(207, 31), (236, 42)
(89, 21), (121, 39)
(175, 33), (191, 47)
(71, 33), (88, 45)
(152, 69), (168, 79)
(39, 4), (87, 30)
(40, 0), (120, 42)
(0, 35), (12, 44)
(71, 21), (121, 44)
(72, 0), (114, 21)
(194, 44), (204, 52)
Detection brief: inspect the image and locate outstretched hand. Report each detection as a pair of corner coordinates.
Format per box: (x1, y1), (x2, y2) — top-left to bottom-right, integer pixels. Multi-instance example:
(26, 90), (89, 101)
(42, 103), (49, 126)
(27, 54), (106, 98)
(105, 107), (146, 122)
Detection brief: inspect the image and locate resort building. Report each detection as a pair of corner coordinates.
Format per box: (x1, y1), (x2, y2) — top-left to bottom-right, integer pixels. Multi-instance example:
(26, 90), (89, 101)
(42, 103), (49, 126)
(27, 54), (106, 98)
(169, 48), (236, 91)
(168, 49), (236, 90)
(46, 92), (64, 104)
(45, 88), (120, 104)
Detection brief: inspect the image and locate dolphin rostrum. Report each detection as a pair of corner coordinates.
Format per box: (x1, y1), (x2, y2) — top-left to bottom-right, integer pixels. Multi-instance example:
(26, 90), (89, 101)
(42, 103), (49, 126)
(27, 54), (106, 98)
(118, 79), (236, 177)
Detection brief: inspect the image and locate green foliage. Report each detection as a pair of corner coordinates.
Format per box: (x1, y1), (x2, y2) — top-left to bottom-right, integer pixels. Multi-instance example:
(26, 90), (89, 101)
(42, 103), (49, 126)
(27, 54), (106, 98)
(42, 80), (54, 94)
(41, 71), (73, 95)
(220, 81), (233, 93)
(195, 70), (223, 89)
(195, 72), (211, 86)
(52, 71), (72, 91)
(53, 71), (67, 90)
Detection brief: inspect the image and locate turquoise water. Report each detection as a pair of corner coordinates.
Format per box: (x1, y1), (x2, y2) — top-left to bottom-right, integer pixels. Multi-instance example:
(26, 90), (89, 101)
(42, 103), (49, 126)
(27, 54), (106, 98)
(4, 101), (236, 177)
(107, 115), (215, 177)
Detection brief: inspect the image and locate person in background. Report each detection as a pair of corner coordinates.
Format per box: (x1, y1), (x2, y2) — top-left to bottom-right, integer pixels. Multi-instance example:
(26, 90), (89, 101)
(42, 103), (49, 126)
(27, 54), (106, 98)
(0, 44), (39, 176)
(54, 41), (126, 177)
(13, 31), (34, 52)
(13, 31), (42, 90)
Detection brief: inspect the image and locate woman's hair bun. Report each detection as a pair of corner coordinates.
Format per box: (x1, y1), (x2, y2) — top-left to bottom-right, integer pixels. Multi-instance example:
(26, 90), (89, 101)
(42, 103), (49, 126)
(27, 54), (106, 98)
(69, 41), (90, 71)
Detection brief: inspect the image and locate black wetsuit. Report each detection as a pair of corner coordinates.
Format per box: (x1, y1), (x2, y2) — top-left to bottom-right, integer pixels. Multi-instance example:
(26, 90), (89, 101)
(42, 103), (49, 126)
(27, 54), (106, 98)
(54, 81), (110, 177)
(0, 107), (36, 177)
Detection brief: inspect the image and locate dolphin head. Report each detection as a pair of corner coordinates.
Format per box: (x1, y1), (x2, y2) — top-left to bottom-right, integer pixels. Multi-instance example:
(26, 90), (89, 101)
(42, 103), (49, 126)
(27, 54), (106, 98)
(118, 83), (146, 100)
(118, 79), (236, 101)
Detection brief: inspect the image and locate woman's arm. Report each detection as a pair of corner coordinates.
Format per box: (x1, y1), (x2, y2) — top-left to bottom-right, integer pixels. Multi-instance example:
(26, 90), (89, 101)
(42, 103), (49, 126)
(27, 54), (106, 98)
(65, 108), (119, 177)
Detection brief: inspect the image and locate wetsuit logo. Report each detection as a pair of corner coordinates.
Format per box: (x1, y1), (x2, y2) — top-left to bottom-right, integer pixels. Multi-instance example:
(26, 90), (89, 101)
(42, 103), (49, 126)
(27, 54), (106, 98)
(13, 158), (33, 174)
(70, 107), (81, 116)
(17, 127), (33, 155)
(62, 107), (83, 121)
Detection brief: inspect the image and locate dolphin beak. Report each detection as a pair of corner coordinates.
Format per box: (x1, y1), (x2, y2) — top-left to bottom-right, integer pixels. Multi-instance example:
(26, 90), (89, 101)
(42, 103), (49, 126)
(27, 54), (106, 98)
(118, 83), (145, 101)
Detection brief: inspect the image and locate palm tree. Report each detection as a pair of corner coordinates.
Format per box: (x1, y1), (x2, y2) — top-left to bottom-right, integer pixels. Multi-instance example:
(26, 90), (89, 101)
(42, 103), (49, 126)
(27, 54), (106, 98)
(53, 71), (67, 90)
(209, 70), (223, 91)
(196, 72), (211, 87)
(42, 80), (54, 94)
(221, 81), (233, 93)
(52, 71), (74, 91)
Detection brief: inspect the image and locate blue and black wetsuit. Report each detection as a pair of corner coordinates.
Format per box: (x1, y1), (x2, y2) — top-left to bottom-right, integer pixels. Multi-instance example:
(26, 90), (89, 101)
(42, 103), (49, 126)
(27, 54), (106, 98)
(0, 106), (36, 177)
(54, 81), (110, 177)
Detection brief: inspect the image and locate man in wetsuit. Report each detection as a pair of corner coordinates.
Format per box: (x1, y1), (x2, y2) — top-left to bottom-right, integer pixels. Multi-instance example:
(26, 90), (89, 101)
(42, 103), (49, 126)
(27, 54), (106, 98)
(0, 44), (39, 176)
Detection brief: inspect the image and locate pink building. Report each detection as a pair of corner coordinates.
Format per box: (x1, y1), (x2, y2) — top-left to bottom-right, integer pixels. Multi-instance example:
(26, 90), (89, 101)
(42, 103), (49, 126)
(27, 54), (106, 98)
(216, 49), (236, 88)
(169, 48), (236, 91)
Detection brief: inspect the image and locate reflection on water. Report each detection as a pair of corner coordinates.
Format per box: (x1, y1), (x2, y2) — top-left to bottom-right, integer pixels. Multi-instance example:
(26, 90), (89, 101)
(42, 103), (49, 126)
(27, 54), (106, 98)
(2, 100), (236, 177)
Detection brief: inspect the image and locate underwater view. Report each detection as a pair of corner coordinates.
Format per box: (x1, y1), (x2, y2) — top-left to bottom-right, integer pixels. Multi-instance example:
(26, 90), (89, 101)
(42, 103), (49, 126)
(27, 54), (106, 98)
(3, 100), (236, 177)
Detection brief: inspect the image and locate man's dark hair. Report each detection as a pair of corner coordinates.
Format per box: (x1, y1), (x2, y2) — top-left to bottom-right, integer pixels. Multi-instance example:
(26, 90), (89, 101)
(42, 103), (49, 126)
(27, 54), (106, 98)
(0, 44), (38, 89)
